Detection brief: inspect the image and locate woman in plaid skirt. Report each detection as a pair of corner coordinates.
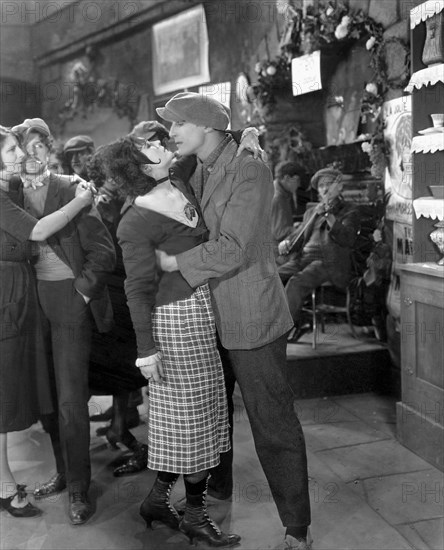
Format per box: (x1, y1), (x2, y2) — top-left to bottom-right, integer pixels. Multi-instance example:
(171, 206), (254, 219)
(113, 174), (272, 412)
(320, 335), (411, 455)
(98, 136), (240, 548)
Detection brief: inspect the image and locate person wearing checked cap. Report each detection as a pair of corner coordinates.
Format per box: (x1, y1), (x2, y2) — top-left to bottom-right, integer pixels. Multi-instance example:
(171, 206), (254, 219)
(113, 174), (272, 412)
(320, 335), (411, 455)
(155, 92), (312, 550)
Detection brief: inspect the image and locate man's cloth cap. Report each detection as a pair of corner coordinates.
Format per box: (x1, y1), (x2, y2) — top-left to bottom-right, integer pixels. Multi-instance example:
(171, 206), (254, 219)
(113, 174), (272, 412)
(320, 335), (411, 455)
(310, 168), (342, 190)
(12, 118), (51, 138)
(156, 92), (230, 131)
(64, 135), (95, 154)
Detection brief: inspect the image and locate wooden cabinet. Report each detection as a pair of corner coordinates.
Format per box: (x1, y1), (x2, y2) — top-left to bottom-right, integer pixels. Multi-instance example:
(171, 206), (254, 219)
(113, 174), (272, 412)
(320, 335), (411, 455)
(396, 264), (444, 470)
(396, 1), (444, 470)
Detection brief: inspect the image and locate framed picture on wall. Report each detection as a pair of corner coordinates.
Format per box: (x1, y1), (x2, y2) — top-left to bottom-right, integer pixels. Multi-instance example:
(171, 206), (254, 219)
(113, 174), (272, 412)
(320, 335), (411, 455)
(152, 4), (210, 96)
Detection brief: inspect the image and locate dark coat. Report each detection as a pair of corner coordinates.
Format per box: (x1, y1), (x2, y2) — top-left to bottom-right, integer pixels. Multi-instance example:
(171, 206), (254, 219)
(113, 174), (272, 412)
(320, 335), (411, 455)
(298, 198), (361, 288)
(41, 173), (116, 332)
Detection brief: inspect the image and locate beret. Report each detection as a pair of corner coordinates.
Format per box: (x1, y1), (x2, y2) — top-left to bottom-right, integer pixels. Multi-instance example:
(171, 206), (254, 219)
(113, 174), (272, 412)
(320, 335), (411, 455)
(156, 92), (230, 131)
(129, 120), (170, 142)
(64, 135), (95, 154)
(310, 168), (342, 190)
(11, 118), (51, 138)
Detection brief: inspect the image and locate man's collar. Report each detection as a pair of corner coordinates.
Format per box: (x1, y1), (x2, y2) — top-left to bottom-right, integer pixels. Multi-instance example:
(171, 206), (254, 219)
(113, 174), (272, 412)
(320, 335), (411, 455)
(198, 134), (232, 168)
(22, 169), (50, 189)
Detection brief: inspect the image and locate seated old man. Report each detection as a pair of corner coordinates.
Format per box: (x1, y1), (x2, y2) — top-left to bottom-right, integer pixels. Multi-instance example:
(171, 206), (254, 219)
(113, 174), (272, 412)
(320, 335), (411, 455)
(278, 168), (361, 342)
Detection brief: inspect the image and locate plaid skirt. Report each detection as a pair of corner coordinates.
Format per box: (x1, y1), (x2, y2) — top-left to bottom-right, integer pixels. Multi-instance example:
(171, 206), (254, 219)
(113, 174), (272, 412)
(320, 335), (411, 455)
(148, 284), (230, 473)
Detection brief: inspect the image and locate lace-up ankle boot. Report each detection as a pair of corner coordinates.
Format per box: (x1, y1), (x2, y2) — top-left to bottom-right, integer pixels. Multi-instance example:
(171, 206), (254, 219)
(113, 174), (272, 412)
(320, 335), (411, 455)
(179, 477), (240, 547)
(139, 474), (180, 529)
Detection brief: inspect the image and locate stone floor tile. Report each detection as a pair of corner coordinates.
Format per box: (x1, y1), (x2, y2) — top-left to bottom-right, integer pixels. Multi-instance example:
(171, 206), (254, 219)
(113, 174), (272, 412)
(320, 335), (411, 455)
(293, 397), (360, 425)
(317, 439), (432, 481)
(332, 393), (398, 437)
(304, 453), (413, 550)
(405, 518), (444, 550)
(303, 420), (389, 452)
(354, 470), (444, 525)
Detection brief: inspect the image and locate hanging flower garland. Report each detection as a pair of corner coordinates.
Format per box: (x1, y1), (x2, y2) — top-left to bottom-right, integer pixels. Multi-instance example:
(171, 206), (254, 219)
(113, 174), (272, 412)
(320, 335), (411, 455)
(253, 1), (410, 112)
(360, 117), (390, 179)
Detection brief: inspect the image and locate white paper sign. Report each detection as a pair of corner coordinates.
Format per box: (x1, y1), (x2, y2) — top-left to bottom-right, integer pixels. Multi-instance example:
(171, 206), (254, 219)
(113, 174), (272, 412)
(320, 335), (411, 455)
(291, 51), (322, 96)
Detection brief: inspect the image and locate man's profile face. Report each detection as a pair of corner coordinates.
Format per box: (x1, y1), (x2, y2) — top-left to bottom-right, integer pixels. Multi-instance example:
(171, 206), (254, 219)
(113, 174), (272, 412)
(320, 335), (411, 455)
(23, 131), (49, 175)
(69, 148), (91, 176)
(170, 121), (206, 157)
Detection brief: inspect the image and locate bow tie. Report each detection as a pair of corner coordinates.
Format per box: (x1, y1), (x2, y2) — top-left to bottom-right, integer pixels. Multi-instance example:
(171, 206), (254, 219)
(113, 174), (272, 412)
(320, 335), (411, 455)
(22, 176), (46, 190)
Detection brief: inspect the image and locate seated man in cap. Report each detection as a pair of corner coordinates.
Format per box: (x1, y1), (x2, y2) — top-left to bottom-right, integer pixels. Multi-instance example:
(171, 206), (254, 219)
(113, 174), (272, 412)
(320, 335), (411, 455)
(12, 118), (116, 525)
(279, 168), (361, 342)
(155, 92), (312, 550)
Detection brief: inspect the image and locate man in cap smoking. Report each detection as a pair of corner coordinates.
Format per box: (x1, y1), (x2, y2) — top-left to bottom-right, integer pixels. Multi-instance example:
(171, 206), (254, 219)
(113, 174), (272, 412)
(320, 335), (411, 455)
(279, 168), (361, 342)
(12, 118), (115, 525)
(156, 92), (312, 550)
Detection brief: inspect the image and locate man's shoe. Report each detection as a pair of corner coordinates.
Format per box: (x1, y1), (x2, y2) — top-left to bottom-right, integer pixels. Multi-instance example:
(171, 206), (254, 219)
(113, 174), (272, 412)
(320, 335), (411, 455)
(287, 323), (312, 343)
(113, 444), (148, 477)
(274, 531), (313, 550)
(90, 406), (112, 422)
(68, 491), (94, 525)
(34, 473), (66, 499)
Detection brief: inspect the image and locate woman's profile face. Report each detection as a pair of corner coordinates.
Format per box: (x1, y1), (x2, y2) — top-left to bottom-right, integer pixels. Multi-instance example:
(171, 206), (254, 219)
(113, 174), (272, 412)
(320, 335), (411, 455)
(0, 134), (25, 178)
(140, 140), (175, 168)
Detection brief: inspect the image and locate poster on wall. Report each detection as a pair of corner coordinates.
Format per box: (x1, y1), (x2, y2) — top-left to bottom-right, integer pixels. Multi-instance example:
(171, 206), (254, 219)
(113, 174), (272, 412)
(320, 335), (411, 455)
(291, 51), (322, 96)
(383, 96), (413, 223)
(152, 4), (210, 96)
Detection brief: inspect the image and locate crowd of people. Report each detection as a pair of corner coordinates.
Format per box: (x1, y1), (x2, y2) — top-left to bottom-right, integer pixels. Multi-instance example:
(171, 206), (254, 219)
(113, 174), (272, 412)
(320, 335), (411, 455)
(0, 92), (365, 550)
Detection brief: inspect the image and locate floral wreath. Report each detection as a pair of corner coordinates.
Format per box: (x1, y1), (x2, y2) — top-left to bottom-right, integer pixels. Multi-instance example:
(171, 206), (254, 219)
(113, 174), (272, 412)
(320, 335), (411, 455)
(253, 1), (410, 113)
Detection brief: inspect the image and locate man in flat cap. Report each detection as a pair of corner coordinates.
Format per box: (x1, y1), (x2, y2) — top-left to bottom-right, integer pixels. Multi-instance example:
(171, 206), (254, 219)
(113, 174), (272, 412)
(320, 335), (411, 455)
(12, 119), (115, 525)
(279, 167), (361, 342)
(156, 92), (312, 550)
(63, 135), (95, 179)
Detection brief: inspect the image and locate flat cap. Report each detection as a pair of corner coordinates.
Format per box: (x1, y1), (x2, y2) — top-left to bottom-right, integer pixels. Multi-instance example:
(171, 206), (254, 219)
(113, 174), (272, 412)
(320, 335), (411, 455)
(64, 135), (95, 154)
(129, 120), (170, 142)
(157, 92), (230, 131)
(310, 168), (342, 190)
(12, 118), (51, 138)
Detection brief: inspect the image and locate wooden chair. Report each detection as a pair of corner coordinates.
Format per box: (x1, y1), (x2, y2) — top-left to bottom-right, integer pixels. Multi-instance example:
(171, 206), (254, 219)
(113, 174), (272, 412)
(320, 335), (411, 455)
(308, 282), (358, 349)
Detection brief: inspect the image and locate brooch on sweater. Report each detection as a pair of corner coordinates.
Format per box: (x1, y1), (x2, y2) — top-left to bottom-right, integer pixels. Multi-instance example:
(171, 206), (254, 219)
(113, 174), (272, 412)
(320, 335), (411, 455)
(184, 202), (197, 221)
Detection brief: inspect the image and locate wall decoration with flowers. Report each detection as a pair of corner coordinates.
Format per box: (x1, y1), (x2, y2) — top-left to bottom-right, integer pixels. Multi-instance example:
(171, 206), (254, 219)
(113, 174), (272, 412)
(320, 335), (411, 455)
(252, 1), (410, 113)
(250, 0), (410, 179)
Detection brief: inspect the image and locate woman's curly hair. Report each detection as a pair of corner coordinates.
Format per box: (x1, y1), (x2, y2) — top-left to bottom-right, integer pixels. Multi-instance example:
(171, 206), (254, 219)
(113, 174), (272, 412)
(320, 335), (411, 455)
(87, 145), (108, 188)
(92, 137), (158, 199)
